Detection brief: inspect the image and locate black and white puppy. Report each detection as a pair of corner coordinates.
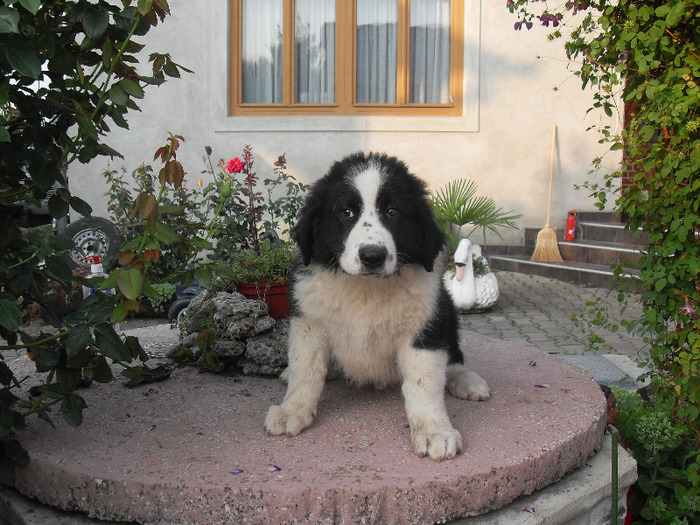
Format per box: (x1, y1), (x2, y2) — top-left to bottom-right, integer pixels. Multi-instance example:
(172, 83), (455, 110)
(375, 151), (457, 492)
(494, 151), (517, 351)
(264, 152), (490, 461)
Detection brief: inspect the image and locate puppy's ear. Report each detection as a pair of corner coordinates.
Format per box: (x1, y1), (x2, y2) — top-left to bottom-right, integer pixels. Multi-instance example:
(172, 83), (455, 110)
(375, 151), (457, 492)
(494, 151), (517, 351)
(292, 194), (321, 266)
(421, 218), (447, 272)
(418, 197), (447, 273)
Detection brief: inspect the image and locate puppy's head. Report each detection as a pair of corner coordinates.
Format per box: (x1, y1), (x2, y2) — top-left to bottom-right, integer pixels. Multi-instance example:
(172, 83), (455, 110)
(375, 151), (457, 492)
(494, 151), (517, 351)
(293, 152), (445, 275)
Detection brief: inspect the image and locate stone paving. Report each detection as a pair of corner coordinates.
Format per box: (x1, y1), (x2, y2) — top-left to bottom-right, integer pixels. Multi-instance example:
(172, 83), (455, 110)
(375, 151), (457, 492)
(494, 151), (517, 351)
(458, 271), (648, 361)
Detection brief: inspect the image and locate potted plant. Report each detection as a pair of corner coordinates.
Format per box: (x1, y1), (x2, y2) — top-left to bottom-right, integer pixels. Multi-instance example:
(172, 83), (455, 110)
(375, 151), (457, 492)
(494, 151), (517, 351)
(227, 239), (297, 319)
(214, 145), (308, 319)
(431, 178), (521, 250)
(431, 179), (521, 312)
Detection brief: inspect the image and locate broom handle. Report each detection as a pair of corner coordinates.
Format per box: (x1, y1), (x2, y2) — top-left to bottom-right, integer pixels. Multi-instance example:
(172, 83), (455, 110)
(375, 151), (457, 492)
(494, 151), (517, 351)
(545, 125), (557, 228)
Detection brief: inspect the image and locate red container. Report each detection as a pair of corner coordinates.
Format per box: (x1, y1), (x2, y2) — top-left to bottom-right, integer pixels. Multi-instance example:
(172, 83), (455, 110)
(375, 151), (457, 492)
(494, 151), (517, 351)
(237, 281), (290, 319)
(565, 209), (577, 242)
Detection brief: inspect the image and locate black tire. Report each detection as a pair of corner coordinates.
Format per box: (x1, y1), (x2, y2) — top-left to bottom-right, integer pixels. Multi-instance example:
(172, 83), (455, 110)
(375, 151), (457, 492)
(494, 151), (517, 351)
(63, 216), (120, 270)
(168, 298), (192, 324)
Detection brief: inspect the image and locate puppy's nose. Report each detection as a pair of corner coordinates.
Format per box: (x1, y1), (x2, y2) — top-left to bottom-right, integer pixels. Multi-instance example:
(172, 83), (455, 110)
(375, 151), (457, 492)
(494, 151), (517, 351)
(359, 245), (387, 270)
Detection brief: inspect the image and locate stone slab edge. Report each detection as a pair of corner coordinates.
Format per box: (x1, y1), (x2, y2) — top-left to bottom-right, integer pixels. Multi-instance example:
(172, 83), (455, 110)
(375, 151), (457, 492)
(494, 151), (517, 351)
(0, 437), (636, 525)
(452, 436), (637, 525)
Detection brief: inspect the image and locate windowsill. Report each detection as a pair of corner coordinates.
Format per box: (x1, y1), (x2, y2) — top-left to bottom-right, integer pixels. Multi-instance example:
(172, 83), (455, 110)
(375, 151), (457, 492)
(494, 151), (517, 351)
(212, 111), (479, 133)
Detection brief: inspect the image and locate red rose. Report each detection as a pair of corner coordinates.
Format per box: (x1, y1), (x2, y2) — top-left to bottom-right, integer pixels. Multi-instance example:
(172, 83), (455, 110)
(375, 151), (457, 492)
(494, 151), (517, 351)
(226, 157), (244, 174)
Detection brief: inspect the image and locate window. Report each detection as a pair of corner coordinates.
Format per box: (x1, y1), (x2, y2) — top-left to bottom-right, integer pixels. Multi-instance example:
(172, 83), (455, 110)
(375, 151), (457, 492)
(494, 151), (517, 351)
(229, 0), (464, 116)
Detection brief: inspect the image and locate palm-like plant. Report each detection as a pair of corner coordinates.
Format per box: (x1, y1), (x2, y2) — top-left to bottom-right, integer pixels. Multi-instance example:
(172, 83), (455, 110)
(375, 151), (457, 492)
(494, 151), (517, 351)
(431, 179), (521, 249)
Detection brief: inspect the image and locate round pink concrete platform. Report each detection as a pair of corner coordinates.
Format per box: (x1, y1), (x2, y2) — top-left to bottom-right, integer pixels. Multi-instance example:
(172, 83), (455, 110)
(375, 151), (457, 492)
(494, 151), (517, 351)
(2, 331), (605, 524)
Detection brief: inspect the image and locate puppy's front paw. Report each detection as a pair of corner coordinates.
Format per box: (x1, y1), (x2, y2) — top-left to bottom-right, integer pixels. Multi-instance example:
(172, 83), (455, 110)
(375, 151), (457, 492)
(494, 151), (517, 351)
(411, 427), (463, 461)
(447, 368), (490, 401)
(265, 404), (314, 436)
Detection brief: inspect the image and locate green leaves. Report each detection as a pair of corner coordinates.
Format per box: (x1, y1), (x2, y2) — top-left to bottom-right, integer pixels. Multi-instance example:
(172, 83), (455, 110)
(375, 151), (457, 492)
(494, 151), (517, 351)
(93, 322), (131, 363)
(512, 1), (699, 521)
(0, 294), (22, 332)
(117, 268), (144, 300)
(5, 46), (41, 78)
(431, 178), (521, 246)
(18, 0), (41, 15)
(0, 6), (20, 33)
(61, 393), (88, 427)
(81, 4), (110, 40)
(0, 0), (189, 468)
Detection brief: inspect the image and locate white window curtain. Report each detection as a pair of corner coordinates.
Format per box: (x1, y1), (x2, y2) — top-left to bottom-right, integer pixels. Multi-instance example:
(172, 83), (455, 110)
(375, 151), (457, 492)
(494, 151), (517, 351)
(410, 0), (451, 104)
(295, 0), (335, 104)
(356, 0), (397, 104)
(241, 0), (283, 104)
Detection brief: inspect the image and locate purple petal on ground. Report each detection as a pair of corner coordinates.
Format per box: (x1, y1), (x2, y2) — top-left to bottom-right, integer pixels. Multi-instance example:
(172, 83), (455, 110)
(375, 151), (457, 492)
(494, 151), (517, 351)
(528, 360), (537, 367)
(523, 506), (537, 514)
(534, 384), (551, 389)
(268, 465), (281, 472)
(230, 468), (244, 475)
(239, 389), (251, 396)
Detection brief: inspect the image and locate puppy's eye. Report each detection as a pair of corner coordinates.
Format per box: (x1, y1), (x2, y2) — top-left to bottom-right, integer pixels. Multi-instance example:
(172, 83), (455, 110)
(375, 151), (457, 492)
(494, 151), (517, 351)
(341, 208), (354, 219)
(386, 207), (399, 218)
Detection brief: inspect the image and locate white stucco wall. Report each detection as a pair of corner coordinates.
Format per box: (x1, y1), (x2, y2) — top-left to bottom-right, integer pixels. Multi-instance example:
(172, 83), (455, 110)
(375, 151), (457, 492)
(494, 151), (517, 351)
(68, 0), (622, 245)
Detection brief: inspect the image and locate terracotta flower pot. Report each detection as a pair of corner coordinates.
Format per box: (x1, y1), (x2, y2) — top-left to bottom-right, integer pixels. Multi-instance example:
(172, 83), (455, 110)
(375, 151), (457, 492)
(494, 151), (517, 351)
(237, 281), (290, 319)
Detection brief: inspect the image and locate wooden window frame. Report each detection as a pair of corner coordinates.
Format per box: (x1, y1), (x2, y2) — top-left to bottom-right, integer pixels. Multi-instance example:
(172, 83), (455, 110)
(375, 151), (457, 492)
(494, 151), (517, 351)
(229, 0), (464, 116)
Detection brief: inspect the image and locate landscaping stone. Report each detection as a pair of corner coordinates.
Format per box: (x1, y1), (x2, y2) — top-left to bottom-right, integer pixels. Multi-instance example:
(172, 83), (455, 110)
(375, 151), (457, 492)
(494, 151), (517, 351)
(211, 292), (276, 339)
(167, 290), (288, 376)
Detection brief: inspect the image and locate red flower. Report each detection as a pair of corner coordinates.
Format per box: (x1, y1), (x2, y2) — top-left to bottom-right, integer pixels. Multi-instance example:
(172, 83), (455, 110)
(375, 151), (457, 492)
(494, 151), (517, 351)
(226, 157), (244, 174)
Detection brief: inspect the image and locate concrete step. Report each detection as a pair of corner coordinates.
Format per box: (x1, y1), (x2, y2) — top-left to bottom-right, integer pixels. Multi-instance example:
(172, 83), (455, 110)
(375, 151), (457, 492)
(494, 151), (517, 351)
(558, 240), (642, 267)
(488, 254), (640, 288)
(485, 210), (646, 287)
(577, 221), (647, 247)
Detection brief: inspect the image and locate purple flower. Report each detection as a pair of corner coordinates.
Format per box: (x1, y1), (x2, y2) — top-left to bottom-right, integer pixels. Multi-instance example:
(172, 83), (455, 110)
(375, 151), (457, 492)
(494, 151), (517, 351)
(679, 304), (697, 318)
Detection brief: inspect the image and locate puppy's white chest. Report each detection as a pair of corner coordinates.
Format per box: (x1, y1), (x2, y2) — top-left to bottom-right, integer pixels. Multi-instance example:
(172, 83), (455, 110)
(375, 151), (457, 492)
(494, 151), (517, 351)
(294, 267), (439, 386)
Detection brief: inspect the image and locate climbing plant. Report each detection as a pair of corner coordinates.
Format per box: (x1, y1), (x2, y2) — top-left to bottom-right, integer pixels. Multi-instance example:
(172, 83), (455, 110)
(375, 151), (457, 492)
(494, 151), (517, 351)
(0, 0), (190, 464)
(508, 1), (699, 522)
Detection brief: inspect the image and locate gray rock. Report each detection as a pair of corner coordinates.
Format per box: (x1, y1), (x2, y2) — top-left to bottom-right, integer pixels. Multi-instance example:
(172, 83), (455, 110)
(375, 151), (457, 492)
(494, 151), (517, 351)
(168, 289), (289, 376)
(166, 333), (199, 359)
(239, 359), (286, 377)
(212, 339), (246, 358)
(185, 296), (215, 335)
(212, 292), (276, 339)
(245, 318), (289, 368)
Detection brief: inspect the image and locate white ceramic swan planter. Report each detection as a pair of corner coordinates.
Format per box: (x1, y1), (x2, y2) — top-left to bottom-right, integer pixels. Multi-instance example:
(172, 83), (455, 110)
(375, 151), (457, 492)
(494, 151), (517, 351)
(444, 238), (499, 312)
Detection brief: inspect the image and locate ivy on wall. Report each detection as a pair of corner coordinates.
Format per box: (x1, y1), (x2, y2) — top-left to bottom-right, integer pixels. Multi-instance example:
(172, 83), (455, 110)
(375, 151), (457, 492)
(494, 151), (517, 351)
(508, 1), (698, 522)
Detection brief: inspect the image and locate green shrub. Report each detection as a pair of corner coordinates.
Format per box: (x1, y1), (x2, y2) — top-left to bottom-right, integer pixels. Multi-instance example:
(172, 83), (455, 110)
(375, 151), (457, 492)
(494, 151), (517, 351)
(0, 0), (187, 464)
(509, 1), (699, 522)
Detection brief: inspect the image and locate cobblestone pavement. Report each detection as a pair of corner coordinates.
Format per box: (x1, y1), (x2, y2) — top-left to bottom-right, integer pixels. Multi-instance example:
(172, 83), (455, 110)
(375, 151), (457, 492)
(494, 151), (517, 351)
(458, 271), (649, 361)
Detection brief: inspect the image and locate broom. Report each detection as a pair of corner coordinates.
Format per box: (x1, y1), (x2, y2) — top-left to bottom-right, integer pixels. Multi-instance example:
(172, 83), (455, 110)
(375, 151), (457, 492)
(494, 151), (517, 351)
(531, 125), (564, 263)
